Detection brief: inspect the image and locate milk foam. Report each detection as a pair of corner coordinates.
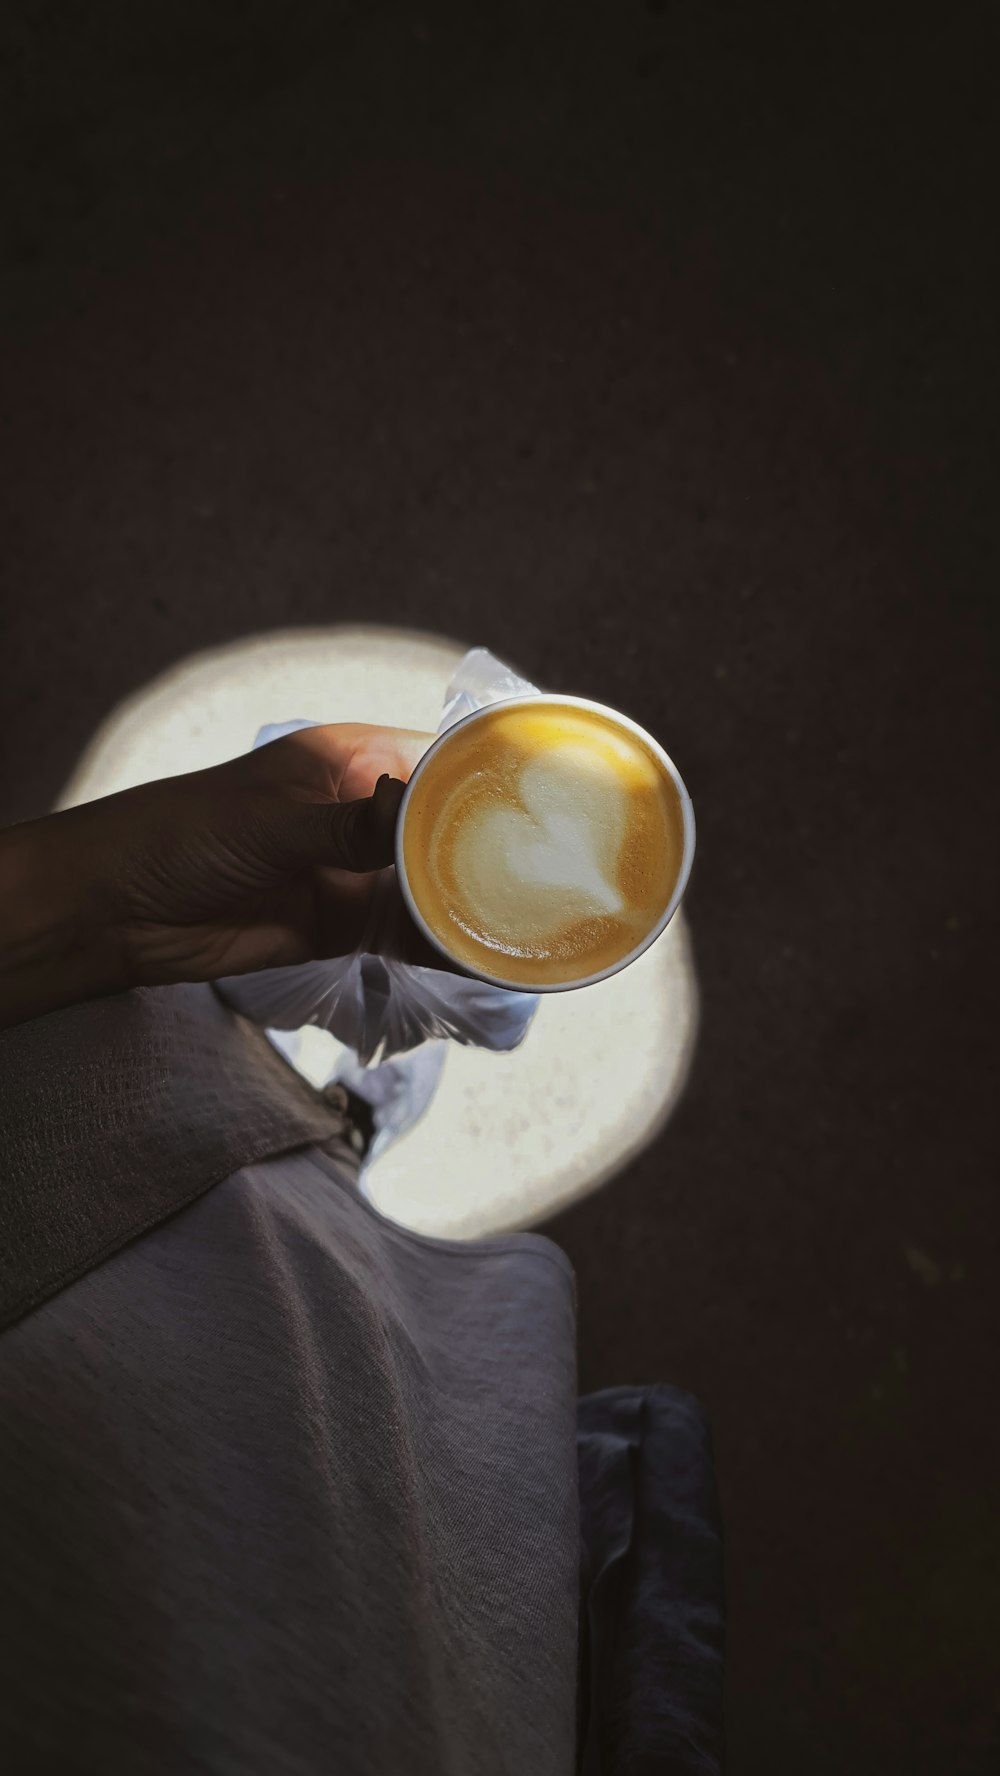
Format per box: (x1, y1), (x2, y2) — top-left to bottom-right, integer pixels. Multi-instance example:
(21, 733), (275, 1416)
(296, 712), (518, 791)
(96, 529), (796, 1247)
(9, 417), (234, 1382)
(449, 743), (629, 948)
(402, 700), (685, 986)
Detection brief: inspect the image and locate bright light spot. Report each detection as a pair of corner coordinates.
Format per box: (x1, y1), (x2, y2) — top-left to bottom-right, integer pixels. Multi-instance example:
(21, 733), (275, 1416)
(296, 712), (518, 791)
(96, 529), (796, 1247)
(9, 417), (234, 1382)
(56, 626), (467, 806)
(57, 625), (699, 1239)
(362, 915), (697, 1238)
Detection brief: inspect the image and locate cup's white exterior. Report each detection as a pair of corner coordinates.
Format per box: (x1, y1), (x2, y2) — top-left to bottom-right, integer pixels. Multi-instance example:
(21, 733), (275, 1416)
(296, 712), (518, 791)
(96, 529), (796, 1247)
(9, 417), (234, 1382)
(395, 694), (696, 994)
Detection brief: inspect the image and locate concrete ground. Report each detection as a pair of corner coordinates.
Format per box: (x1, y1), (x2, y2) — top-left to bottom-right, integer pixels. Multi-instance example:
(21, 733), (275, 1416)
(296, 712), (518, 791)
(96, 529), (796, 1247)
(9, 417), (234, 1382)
(1, 4), (996, 1770)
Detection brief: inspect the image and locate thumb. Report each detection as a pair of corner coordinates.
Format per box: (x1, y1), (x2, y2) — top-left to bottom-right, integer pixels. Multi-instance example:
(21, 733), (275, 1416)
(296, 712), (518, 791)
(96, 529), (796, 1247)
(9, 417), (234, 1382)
(276, 774), (407, 873)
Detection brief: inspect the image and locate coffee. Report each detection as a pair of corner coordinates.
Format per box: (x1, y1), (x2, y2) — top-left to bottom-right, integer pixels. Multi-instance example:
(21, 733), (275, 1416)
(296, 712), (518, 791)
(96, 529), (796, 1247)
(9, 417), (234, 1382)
(400, 700), (689, 988)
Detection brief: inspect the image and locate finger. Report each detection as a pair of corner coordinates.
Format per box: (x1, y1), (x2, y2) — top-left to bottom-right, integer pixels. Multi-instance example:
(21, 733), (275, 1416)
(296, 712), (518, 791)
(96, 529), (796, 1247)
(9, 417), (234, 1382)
(259, 724), (437, 801)
(391, 907), (457, 972)
(336, 731), (438, 803)
(362, 867), (465, 974)
(279, 776), (407, 873)
(383, 729), (438, 772)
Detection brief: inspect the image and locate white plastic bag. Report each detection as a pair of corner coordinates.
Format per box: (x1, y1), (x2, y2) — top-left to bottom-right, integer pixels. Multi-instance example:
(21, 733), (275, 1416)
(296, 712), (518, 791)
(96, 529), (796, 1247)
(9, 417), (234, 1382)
(215, 648), (542, 1158)
(265, 1024), (450, 1170)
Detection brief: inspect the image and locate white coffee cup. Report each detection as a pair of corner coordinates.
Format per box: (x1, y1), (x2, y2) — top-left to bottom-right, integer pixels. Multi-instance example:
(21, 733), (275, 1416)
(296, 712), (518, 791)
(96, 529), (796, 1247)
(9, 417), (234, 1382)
(395, 694), (696, 993)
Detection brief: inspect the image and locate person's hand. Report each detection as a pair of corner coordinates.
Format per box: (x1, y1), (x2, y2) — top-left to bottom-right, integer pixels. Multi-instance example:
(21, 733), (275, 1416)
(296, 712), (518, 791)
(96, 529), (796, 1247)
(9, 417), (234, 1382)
(0, 723), (445, 1029)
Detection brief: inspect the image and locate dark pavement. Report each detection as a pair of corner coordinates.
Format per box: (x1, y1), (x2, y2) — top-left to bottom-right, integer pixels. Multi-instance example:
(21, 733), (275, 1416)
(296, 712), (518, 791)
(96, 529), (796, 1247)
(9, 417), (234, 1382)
(1, 4), (997, 1770)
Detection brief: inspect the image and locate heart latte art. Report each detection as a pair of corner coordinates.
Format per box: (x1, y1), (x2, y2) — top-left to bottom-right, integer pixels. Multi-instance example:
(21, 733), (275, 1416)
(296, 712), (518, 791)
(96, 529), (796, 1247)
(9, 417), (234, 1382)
(401, 703), (688, 988)
(451, 746), (629, 942)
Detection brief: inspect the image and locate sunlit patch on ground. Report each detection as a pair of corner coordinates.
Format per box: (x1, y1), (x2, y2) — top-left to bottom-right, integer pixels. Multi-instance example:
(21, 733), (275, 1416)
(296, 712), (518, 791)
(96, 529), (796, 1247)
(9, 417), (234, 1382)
(58, 626), (699, 1237)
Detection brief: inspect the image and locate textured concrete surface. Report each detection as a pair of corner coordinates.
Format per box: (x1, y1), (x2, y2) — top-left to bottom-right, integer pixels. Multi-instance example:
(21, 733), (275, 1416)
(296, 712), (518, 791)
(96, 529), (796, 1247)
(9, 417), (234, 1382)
(1, 4), (996, 1771)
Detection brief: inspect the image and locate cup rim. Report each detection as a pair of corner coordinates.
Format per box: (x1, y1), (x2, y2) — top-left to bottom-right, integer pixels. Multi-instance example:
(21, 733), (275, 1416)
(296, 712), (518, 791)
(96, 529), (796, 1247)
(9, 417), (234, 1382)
(394, 692), (696, 993)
